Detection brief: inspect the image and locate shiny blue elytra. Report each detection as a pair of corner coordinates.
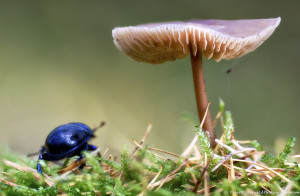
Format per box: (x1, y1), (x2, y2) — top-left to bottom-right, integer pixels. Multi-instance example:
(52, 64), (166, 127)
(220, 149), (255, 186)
(37, 122), (98, 174)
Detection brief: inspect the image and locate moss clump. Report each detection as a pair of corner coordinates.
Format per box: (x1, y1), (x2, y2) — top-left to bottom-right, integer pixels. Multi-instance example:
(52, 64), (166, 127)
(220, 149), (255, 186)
(1, 103), (300, 195)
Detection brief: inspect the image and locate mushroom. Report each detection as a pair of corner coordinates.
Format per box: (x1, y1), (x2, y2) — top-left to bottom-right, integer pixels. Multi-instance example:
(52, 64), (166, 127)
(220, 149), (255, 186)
(112, 18), (281, 148)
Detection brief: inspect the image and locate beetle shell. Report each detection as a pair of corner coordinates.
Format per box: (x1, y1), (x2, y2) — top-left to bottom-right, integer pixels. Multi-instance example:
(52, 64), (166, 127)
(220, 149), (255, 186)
(69, 122), (94, 136)
(45, 124), (92, 155)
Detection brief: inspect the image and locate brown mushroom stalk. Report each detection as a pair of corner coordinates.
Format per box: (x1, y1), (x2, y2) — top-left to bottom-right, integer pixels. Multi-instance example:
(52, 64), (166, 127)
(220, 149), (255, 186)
(190, 51), (216, 146)
(112, 17), (281, 148)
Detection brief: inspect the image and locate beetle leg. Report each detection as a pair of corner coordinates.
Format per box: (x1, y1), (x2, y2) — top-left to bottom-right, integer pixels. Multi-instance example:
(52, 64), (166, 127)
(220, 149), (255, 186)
(77, 154), (84, 161)
(37, 153), (45, 174)
(87, 144), (101, 157)
(40, 146), (46, 153)
(76, 154), (86, 170)
(78, 162), (86, 170)
(87, 144), (97, 151)
(37, 152), (54, 174)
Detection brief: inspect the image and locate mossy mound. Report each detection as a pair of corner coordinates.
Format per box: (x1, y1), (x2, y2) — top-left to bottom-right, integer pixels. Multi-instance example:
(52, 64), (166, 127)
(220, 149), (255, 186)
(1, 103), (299, 195)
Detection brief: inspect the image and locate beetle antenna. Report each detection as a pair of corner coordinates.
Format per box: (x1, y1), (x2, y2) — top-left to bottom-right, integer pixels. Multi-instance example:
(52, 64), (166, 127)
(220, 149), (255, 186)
(27, 146), (45, 157)
(91, 121), (106, 137)
(27, 151), (40, 157)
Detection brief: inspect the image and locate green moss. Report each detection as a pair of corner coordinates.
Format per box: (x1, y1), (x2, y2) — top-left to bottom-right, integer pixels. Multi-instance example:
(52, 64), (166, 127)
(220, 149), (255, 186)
(223, 111), (234, 148)
(1, 107), (299, 195)
(278, 137), (296, 167)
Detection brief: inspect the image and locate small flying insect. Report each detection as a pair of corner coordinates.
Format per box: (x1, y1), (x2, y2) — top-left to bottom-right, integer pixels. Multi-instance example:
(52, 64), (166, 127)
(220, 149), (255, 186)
(226, 68), (232, 74)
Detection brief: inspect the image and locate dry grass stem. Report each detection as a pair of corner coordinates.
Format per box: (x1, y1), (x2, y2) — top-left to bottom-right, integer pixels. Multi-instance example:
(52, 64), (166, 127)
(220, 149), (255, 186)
(154, 159), (189, 191)
(181, 103), (210, 157)
(0, 178), (18, 187)
(232, 159), (291, 183)
(212, 148), (256, 172)
(102, 147), (109, 157)
(130, 123), (152, 159)
(148, 147), (181, 158)
(146, 165), (163, 190)
(3, 159), (55, 186)
(132, 139), (167, 161)
(230, 157), (235, 181)
(279, 182), (293, 196)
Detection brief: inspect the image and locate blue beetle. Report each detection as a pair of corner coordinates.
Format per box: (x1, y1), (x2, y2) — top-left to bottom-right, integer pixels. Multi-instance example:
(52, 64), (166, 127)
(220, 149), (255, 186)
(36, 122), (103, 174)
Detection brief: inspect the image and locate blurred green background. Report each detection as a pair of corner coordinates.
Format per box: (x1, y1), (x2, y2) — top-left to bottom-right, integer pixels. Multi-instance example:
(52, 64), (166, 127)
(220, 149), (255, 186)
(0, 1), (299, 155)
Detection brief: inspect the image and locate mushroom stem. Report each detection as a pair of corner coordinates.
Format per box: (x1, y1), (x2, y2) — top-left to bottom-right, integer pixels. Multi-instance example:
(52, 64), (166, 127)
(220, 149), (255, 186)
(190, 51), (216, 148)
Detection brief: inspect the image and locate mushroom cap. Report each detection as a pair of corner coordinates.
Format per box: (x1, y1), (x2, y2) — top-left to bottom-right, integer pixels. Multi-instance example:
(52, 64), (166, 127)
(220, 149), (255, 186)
(112, 17), (280, 63)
